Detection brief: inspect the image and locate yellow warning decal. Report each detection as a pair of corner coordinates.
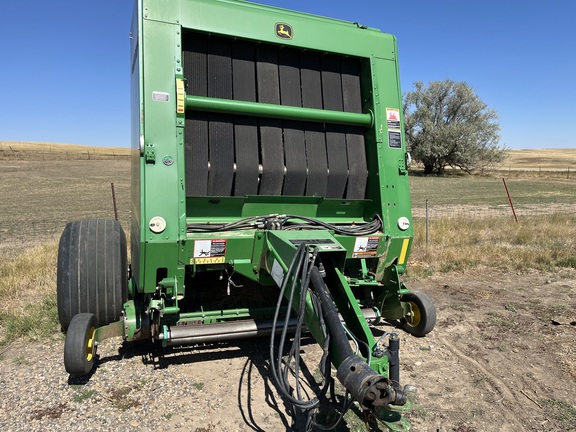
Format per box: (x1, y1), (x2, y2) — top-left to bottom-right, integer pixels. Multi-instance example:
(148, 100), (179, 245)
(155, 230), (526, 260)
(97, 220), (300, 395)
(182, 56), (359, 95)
(398, 238), (410, 265)
(192, 257), (226, 265)
(176, 78), (185, 114)
(192, 239), (227, 265)
(352, 236), (379, 258)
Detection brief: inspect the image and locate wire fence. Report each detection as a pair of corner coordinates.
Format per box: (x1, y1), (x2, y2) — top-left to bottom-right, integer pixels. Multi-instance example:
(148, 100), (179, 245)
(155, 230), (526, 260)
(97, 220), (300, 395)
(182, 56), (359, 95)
(0, 142), (130, 161)
(409, 172), (576, 221)
(0, 212), (132, 259)
(487, 167), (574, 180)
(412, 201), (576, 220)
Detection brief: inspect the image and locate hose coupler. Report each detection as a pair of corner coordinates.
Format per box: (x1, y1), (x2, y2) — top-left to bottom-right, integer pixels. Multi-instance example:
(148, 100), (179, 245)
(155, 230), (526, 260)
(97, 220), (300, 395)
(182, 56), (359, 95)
(336, 355), (407, 408)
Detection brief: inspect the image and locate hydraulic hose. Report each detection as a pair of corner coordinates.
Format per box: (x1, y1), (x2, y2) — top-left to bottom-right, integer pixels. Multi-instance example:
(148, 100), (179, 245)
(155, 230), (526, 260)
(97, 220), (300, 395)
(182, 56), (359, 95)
(309, 267), (354, 359)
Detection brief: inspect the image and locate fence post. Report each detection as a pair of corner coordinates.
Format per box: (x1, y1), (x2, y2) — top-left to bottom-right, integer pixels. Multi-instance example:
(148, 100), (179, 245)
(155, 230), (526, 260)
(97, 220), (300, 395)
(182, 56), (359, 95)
(502, 178), (518, 222)
(111, 183), (118, 221)
(9, 146), (18, 160)
(425, 199), (429, 252)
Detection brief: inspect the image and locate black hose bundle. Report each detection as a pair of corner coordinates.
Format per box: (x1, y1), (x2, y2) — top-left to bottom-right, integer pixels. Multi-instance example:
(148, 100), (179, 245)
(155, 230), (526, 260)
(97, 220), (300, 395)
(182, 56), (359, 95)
(269, 244), (352, 431)
(187, 213), (382, 236)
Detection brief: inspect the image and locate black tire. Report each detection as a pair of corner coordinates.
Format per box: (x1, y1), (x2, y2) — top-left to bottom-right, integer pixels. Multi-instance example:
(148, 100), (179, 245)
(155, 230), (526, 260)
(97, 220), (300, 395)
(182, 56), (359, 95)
(57, 219), (127, 331)
(400, 291), (436, 337)
(64, 313), (98, 376)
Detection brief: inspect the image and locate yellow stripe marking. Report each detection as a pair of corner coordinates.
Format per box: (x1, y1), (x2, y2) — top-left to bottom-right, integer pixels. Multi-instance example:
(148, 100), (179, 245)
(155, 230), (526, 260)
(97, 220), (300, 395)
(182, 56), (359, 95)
(192, 257), (226, 265)
(398, 238), (410, 265)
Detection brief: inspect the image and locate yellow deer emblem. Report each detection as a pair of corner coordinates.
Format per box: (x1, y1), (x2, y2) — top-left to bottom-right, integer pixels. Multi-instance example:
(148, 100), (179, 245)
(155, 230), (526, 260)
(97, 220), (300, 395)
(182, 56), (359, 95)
(275, 23), (293, 40)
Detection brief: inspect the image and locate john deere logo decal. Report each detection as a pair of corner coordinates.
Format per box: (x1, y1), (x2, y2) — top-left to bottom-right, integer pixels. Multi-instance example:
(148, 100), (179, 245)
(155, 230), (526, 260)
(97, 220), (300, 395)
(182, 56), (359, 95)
(275, 23), (293, 40)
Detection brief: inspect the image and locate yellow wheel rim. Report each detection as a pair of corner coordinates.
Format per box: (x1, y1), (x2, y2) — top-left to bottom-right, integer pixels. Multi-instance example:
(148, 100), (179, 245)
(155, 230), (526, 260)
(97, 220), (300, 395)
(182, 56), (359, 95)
(85, 327), (96, 362)
(407, 301), (421, 327)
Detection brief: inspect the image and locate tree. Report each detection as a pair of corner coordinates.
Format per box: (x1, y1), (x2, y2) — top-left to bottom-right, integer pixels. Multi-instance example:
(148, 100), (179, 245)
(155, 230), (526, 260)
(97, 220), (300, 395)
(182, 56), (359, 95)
(403, 80), (505, 175)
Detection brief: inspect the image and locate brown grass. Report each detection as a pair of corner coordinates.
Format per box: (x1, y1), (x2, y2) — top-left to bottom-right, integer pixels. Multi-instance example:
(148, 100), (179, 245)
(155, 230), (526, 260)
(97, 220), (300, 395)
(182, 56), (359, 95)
(0, 241), (60, 344)
(0, 141), (130, 161)
(0, 159), (130, 258)
(0, 155), (130, 344)
(501, 148), (576, 169)
(408, 213), (576, 277)
(409, 148), (576, 179)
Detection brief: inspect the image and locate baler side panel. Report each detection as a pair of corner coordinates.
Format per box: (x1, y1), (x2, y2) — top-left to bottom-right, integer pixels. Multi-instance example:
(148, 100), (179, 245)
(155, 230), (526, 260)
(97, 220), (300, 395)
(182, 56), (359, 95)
(372, 54), (413, 273)
(140, 19), (187, 292)
(130, 2), (143, 290)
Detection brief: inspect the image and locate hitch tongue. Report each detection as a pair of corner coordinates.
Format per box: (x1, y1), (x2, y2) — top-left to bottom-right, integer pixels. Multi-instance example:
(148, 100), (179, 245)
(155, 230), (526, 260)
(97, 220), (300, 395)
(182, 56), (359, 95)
(337, 355), (407, 408)
(309, 265), (407, 408)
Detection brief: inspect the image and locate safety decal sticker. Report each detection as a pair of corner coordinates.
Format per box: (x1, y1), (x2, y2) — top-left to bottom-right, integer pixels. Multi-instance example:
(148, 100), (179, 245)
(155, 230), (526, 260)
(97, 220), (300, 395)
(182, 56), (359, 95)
(353, 236), (380, 258)
(271, 259), (285, 287)
(152, 91), (170, 102)
(388, 130), (402, 148)
(192, 239), (227, 264)
(386, 108), (400, 129)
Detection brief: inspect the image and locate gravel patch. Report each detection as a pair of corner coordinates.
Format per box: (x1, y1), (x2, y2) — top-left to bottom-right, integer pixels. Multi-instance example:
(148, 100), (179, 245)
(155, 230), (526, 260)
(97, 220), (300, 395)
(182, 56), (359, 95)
(0, 336), (295, 431)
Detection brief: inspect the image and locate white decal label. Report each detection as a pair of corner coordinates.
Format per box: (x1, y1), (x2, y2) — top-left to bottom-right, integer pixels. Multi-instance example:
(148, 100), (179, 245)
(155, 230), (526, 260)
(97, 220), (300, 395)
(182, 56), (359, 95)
(271, 259), (285, 287)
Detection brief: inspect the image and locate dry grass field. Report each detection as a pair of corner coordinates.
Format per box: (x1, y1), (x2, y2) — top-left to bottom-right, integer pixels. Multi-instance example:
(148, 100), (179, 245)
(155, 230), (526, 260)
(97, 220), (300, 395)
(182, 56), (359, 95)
(0, 141), (130, 161)
(0, 159), (130, 259)
(501, 148), (576, 169)
(0, 143), (575, 431)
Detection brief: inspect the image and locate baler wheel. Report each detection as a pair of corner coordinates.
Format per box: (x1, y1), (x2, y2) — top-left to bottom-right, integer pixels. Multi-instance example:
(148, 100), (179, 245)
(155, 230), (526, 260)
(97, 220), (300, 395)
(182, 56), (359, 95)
(57, 219), (127, 331)
(400, 291), (436, 337)
(64, 313), (98, 376)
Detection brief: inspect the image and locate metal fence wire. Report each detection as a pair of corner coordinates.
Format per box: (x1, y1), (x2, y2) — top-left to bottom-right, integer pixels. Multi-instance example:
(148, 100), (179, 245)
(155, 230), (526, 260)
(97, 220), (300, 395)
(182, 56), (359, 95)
(412, 201), (576, 220)
(409, 174), (576, 221)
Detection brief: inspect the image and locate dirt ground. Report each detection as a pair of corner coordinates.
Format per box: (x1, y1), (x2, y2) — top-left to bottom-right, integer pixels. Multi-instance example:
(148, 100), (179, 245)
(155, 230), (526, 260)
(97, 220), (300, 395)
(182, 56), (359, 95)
(1, 269), (575, 431)
(398, 269), (576, 431)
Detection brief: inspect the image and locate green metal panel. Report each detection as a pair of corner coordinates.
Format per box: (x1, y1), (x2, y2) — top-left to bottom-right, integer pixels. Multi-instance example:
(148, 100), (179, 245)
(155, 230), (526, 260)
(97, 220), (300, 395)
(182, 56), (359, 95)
(130, 1), (146, 290)
(141, 19), (181, 241)
(143, 0), (396, 59)
(185, 196), (371, 223)
(135, 16), (188, 291)
(372, 57), (413, 240)
(132, 0), (413, 303)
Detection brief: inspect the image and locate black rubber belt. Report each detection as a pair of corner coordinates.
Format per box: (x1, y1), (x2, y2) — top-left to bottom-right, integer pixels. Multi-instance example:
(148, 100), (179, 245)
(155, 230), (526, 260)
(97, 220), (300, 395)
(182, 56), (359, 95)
(207, 37), (234, 196)
(257, 44), (284, 195)
(322, 55), (348, 199)
(232, 41), (259, 196)
(341, 60), (367, 199)
(279, 48), (307, 196)
(300, 51), (328, 197)
(183, 35), (209, 197)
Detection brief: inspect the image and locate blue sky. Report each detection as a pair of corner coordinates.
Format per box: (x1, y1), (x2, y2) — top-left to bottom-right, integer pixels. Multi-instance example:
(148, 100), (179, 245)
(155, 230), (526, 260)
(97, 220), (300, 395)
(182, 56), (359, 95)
(1, 0), (574, 149)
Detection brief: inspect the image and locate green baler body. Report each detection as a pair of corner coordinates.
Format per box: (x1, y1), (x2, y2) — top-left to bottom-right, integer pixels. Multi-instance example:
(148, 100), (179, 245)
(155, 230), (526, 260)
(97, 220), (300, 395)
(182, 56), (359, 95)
(130, 0), (413, 298)
(57, 2), (430, 424)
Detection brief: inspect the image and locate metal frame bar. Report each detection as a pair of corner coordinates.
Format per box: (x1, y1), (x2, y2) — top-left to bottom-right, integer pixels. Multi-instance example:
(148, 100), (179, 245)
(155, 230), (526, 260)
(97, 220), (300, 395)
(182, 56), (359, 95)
(185, 95), (373, 127)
